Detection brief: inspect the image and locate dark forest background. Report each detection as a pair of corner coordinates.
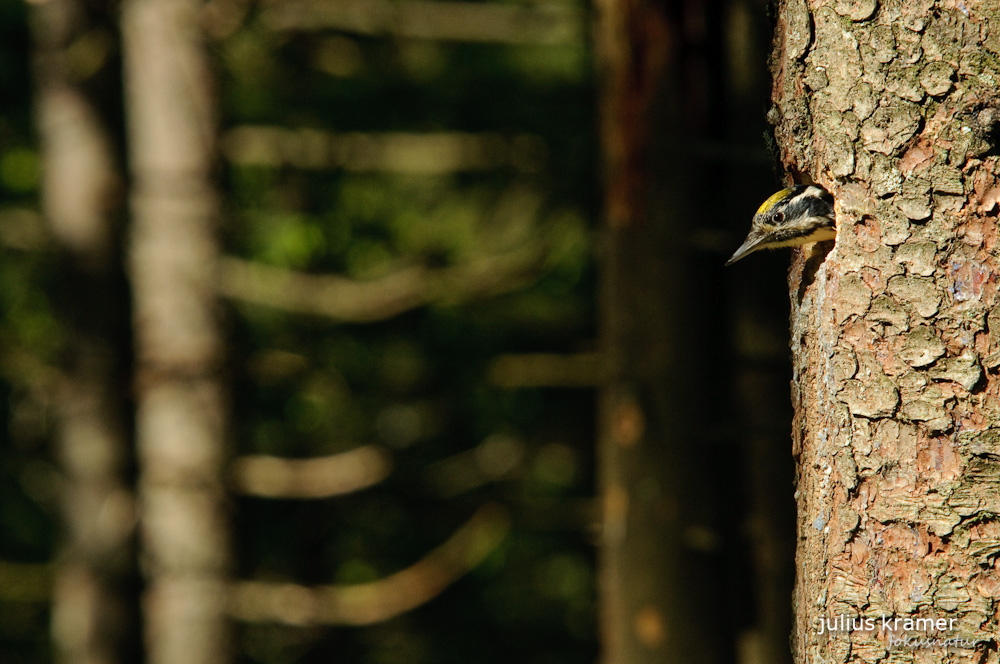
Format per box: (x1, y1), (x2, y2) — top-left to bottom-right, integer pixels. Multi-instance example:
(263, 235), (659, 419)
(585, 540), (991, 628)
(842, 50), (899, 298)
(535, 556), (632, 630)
(0, 0), (797, 662)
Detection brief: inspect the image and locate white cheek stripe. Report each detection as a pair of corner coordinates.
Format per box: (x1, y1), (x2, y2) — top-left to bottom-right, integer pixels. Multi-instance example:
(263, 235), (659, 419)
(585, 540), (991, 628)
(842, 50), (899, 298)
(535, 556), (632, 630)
(786, 186), (827, 208)
(767, 224), (837, 248)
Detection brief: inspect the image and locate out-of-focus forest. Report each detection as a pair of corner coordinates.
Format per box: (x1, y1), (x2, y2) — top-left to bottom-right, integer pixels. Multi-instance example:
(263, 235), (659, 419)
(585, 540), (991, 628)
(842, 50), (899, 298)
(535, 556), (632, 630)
(0, 0), (797, 663)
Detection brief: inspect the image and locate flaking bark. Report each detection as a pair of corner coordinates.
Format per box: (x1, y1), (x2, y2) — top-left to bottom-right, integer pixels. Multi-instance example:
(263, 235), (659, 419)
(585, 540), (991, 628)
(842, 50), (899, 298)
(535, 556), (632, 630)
(773, 0), (1000, 662)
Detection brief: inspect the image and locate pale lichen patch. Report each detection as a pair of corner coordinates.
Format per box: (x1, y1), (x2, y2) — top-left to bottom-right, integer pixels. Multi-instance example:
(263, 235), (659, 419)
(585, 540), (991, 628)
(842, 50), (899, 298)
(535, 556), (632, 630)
(888, 275), (942, 318)
(860, 99), (923, 154)
(899, 326), (946, 367)
(869, 153), (903, 196)
(955, 427), (1000, 457)
(928, 350), (983, 390)
(879, 206), (912, 245)
(898, 173), (935, 220)
(840, 372), (899, 418)
(834, 272), (875, 322)
(831, 348), (859, 382)
(895, 241), (938, 276)
(920, 60), (957, 96)
(895, 194), (933, 221)
(833, 0), (877, 21)
(886, 60), (926, 102)
(950, 457), (1000, 517)
(869, 295), (910, 331)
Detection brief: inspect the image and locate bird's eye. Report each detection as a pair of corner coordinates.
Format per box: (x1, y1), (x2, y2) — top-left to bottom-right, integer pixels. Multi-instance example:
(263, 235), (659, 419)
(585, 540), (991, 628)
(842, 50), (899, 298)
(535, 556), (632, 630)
(773, 211), (785, 222)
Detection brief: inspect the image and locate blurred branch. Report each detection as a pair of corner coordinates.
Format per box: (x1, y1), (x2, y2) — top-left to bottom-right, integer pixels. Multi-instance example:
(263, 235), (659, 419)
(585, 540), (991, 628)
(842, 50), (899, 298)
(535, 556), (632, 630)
(488, 352), (606, 387)
(230, 445), (392, 498)
(0, 561), (51, 602)
(217, 244), (546, 322)
(259, 0), (583, 45)
(220, 127), (546, 174)
(424, 434), (524, 497)
(228, 503), (510, 625)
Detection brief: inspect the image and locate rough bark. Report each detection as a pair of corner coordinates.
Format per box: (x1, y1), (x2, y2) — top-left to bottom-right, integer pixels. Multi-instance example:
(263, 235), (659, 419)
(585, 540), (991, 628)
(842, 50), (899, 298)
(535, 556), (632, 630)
(29, 2), (140, 662)
(772, 0), (1000, 661)
(120, 0), (231, 662)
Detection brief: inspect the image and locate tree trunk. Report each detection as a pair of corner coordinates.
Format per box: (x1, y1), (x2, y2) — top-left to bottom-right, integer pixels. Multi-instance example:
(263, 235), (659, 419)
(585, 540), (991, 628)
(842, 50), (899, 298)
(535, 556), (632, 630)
(772, 0), (1000, 660)
(120, 0), (231, 662)
(595, 1), (741, 663)
(30, 2), (141, 663)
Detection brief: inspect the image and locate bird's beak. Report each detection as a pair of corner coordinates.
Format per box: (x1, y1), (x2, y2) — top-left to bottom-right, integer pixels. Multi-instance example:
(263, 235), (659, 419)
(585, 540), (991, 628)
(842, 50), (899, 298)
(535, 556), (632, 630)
(725, 232), (765, 266)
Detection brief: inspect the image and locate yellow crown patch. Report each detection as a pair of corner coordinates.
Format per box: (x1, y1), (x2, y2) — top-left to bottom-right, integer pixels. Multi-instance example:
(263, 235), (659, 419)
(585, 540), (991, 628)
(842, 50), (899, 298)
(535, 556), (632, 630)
(755, 187), (796, 216)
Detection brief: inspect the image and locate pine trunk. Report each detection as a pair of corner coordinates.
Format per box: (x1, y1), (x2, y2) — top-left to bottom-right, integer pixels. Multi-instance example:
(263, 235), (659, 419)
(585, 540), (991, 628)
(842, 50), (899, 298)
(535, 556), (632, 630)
(772, 0), (1000, 660)
(595, 1), (740, 662)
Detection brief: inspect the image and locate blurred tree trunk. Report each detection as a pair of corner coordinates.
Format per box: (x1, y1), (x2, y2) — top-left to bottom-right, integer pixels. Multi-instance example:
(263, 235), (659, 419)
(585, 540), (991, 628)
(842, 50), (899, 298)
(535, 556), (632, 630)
(595, 1), (739, 663)
(29, 2), (141, 663)
(772, 0), (1000, 661)
(120, 0), (231, 662)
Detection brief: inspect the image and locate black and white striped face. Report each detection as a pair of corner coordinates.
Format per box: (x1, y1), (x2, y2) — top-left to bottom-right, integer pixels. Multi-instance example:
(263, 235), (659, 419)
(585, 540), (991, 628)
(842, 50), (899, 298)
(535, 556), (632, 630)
(726, 185), (836, 265)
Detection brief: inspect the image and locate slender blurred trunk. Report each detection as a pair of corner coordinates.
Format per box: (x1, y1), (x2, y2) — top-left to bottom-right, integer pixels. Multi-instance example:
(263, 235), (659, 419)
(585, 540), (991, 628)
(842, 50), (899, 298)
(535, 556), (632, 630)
(29, 2), (141, 663)
(770, 0), (1000, 661)
(595, 0), (738, 662)
(120, 0), (231, 662)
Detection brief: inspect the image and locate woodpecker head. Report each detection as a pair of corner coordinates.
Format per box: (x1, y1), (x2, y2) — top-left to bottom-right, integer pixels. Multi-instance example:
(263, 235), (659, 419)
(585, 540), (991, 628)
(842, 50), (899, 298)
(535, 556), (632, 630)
(726, 185), (836, 265)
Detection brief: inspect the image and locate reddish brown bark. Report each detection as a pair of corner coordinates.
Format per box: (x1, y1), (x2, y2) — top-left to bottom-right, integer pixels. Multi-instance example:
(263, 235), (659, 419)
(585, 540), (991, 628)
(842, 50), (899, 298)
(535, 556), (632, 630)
(772, 0), (1000, 661)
